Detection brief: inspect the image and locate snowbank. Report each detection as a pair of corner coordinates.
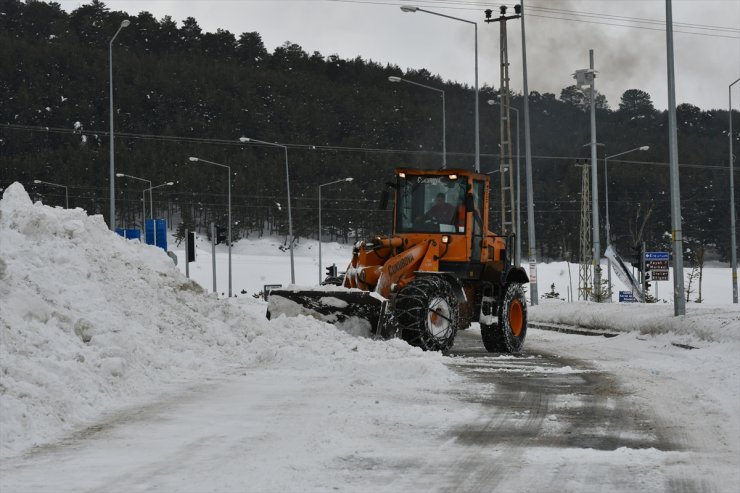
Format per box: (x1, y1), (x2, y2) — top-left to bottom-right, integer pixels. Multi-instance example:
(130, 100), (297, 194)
(529, 301), (740, 343)
(0, 183), (459, 458)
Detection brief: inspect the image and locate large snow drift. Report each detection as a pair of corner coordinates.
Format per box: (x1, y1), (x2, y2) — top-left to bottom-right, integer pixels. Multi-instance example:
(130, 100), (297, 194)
(0, 183), (461, 458)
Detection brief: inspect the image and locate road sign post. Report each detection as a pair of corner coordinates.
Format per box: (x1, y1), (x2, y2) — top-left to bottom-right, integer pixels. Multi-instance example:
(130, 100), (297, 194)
(644, 252), (670, 288)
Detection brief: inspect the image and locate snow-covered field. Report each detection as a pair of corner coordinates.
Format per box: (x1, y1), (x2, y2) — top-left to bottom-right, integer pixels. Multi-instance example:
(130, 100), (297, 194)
(1, 183), (738, 491)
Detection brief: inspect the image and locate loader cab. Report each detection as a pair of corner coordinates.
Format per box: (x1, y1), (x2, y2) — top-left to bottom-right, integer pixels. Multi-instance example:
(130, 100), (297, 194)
(394, 170), (470, 234)
(392, 168), (496, 264)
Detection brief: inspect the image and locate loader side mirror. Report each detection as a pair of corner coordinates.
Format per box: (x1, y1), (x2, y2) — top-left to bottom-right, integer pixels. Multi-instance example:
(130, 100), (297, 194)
(379, 189), (389, 210)
(465, 193), (475, 212)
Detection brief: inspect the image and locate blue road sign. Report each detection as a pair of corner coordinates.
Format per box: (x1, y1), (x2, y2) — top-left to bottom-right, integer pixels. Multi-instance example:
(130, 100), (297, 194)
(644, 251), (669, 260)
(619, 291), (638, 303)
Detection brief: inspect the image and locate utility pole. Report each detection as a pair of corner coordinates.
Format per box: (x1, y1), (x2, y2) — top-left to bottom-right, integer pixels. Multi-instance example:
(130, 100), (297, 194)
(729, 78), (739, 304)
(665, 0), (686, 315)
(573, 51), (600, 301)
(485, 6), (520, 246)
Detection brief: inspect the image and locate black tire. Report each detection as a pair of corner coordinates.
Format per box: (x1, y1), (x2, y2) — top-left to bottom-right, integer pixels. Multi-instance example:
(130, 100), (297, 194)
(481, 283), (527, 353)
(394, 276), (459, 352)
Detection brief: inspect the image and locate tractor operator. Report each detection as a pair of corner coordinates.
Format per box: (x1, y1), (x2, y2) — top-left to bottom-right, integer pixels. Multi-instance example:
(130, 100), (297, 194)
(424, 193), (456, 224)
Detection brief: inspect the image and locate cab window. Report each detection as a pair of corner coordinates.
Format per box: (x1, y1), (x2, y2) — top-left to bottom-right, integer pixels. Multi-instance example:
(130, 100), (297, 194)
(396, 175), (467, 233)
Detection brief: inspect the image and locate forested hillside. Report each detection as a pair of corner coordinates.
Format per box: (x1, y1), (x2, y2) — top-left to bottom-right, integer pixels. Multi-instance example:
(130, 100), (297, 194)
(1, 0), (737, 262)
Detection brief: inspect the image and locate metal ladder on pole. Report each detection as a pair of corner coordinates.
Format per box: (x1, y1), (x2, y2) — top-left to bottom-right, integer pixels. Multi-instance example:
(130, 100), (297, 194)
(577, 161), (592, 300)
(498, 20), (516, 239)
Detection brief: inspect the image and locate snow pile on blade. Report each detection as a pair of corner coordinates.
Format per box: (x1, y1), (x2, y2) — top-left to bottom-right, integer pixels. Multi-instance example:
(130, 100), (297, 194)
(267, 286), (385, 337)
(0, 183), (463, 458)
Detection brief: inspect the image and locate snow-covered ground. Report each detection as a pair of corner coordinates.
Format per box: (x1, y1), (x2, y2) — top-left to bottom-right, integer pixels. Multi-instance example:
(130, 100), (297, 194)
(1, 183), (738, 491)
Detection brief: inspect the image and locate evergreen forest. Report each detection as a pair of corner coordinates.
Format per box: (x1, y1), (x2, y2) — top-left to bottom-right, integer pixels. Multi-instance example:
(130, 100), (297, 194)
(1, 0), (738, 264)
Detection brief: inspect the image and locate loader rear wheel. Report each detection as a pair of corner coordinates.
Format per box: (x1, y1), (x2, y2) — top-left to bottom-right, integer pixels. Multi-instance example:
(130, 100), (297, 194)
(481, 283), (527, 354)
(394, 276), (459, 352)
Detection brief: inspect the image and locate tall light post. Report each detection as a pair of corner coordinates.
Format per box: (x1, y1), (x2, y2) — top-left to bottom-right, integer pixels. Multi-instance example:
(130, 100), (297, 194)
(116, 172), (150, 225)
(400, 5), (479, 172)
(145, 181), (174, 252)
(145, 181), (174, 219)
(109, 19), (130, 231)
(729, 78), (739, 304)
(33, 180), (68, 209)
(319, 177), (353, 284)
(239, 136), (295, 284)
(488, 100), (521, 264)
(388, 76), (446, 168)
(604, 146), (649, 299)
(189, 157), (232, 297)
(519, 0), (538, 303)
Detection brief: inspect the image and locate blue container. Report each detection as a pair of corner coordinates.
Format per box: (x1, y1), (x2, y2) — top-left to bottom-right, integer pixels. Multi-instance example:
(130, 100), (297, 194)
(156, 219), (167, 250)
(116, 228), (141, 240)
(145, 219), (167, 251)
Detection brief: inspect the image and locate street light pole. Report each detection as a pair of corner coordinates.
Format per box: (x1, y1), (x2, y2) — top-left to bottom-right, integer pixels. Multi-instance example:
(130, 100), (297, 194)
(589, 50), (601, 300)
(109, 19), (130, 231)
(604, 146), (649, 299)
(145, 183), (174, 214)
(115, 172), (150, 226)
(239, 137), (295, 284)
(730, 78), (740, 304)
(189, 157), (232, 297)
(388, 76), (446, 168)
(319, 178), (353, 284)
(33, 180), (68, 209)
(520, 0), (538, 304)
(145, 181), (174, 249)
(401, 5), (479, 171)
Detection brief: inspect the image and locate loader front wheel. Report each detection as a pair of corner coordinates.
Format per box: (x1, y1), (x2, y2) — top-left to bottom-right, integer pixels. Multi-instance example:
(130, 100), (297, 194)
(481, 283), (527, 354)
(395, 277), (459, 352)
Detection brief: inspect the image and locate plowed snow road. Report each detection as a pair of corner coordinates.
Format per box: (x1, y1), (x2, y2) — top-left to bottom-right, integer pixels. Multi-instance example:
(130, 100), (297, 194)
(0, 328), (733, 492)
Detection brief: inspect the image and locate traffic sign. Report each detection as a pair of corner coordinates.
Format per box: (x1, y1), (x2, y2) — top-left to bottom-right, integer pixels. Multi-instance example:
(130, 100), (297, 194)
(646, 271), (669, 281)
(646, 259), (669, 270)
(619, 291), (638, 303)
(645, 251), (669, 260)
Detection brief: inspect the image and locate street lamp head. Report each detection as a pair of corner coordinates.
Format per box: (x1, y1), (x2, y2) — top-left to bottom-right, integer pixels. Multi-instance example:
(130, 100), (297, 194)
(400, 5), (418, 12)
(640, 146), (650, 151)
(121, 19), (130, 27)
(188, 157), (199, 162)
(388, 76), (401, 83)
(345, 177), (354, 182)
(487, 99), (496, 106)
(166, 182), (174, 186)
(33, 179), (41, 183)
(239, 137), (249, 143)
(115, 173), (124, 177)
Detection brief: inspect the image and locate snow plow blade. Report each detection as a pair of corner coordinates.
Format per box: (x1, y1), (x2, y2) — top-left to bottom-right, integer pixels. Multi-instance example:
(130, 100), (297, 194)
(265, 287), (391, 337)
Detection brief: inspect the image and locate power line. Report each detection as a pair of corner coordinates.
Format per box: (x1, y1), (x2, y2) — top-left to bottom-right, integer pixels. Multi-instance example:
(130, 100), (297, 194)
(2, 123), (734, 171)
(526, 13), (739, 40)
(327, 0), (739, 39)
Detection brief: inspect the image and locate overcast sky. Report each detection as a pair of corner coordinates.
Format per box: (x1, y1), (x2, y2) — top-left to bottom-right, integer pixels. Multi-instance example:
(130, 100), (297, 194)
(55, 0), (740, 111)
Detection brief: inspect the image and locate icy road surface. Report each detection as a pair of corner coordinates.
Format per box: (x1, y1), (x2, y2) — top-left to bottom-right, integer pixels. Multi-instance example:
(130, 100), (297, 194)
(2, 328), (733, 493)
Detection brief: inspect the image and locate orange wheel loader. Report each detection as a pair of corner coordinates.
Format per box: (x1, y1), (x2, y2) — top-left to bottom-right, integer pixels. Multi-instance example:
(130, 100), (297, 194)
(266, 167), (529, 353)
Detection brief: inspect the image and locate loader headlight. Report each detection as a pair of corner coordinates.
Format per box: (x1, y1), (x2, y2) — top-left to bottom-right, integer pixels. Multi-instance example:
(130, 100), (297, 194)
(448, 174), (457, 180)
(398, 172), (406, 178)
(441, 235), (450, 244)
